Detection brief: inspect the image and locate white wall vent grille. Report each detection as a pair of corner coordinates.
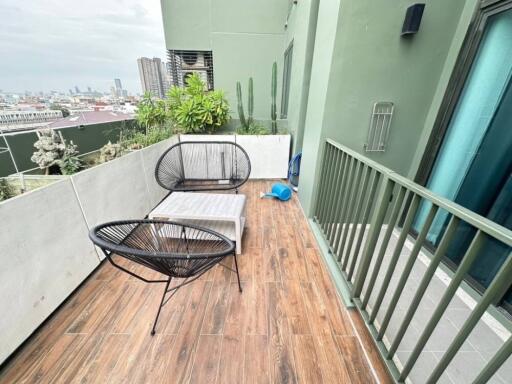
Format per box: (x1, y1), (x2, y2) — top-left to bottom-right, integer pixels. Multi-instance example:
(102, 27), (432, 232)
(364, 102), (394, 152)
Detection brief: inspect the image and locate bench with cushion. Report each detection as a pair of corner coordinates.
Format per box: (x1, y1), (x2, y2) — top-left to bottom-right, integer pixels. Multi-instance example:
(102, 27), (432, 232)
(155, 141), (251, 192)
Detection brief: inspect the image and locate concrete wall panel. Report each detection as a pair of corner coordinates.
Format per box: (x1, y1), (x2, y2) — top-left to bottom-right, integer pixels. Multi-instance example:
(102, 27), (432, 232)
(0, 179), (100, 363)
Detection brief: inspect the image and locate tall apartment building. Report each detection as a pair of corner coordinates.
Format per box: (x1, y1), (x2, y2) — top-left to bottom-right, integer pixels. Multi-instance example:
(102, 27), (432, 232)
(136, 57), (170, 98)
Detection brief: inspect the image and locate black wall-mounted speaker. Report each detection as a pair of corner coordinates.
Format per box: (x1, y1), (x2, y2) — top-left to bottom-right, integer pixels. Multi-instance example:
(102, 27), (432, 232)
(401, 3), (425, 36)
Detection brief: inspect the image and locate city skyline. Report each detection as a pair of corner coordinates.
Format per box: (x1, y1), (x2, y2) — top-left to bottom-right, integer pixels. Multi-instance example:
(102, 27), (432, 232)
(0, 0), (166, 94)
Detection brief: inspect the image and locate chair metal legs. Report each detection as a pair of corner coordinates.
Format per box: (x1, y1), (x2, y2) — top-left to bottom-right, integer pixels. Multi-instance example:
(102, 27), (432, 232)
(233, 251), (242, 292)
(151, 253), (242, 336)
(151, 277), (172, 336)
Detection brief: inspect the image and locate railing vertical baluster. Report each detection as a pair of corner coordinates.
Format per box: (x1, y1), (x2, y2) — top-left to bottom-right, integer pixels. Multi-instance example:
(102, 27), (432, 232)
(338, 161), (364, 267)
(347, 171), (382, 280)
(326, 153), (350, 242)
(425, 251), (512, 384)
(318, 145), (336, 227)
(312, 140), (512, 384)
(399, 230), (486, 382)
(320, 149), (342, 233)
(324, 152), (347, 241)
(328, 154), (353, 253)
(313, 143), (331, 222)
(377, 203), (439, 340)
(352, 175), (394, 298)
(361, 186), (407, 310)
(387, 215), (459, 358)
(332, 156), (356, 258)
(342, 165), (371, 271)
(472, 336), (512, 384)
(369, 193), (421, 324)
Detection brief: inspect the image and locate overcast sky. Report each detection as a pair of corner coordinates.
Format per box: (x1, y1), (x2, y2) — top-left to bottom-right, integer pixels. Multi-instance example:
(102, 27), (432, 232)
(0, 0), (166, 95)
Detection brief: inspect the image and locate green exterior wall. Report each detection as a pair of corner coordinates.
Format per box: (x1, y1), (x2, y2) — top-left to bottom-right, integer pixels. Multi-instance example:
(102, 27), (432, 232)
(297, 0), (478, 215)
(282, 0), (316, 153)
(161, 0), (480, 218)
(161, 0), (290, 120)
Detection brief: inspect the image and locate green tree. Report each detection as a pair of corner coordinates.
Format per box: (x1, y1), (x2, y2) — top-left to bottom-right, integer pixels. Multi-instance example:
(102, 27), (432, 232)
(136, 93), (167, 135)
(167, 74), (230, 134)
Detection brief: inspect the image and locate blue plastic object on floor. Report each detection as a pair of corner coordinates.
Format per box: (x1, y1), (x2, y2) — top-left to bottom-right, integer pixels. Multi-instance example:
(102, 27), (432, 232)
(260, 183), (292, 201)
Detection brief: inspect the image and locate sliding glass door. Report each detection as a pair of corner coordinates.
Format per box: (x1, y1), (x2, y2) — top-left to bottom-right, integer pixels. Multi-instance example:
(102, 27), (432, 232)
(416, 7), (512, 310)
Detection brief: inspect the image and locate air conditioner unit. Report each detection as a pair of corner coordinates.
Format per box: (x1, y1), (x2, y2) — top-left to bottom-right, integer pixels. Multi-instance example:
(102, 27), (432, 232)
(182, 69), (208, 85)
(179, 52), (207, 69)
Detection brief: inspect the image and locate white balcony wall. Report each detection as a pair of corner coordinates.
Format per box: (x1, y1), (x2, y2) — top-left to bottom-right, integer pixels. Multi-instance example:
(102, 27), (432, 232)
(0, 179), (100, 364)
(0, 137), (178, 364)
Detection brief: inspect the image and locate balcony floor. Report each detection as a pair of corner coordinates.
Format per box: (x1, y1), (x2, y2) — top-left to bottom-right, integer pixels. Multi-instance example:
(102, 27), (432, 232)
(0, 181), (390, 384)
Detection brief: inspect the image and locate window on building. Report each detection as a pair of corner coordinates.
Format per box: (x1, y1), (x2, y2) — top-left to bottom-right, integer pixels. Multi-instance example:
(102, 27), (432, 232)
(281, 42), (294, 119)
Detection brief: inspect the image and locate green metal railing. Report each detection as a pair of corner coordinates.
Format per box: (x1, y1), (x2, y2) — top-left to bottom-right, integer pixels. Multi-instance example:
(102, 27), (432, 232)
(313, 138), (512, 384)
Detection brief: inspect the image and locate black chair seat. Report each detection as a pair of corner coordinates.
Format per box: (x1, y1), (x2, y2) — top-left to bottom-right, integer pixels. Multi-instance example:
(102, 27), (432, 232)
(155, 141), (251, 192)
(89, 220), (241, 334)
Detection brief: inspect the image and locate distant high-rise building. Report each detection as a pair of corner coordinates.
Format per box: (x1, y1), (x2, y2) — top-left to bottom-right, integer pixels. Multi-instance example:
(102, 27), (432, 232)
(69, 89), (73, 95)
(137, 57), (168, 98)
(113, 78), (124, 98)
(87, 86), (92, 93)
(74, 86), (80, 94)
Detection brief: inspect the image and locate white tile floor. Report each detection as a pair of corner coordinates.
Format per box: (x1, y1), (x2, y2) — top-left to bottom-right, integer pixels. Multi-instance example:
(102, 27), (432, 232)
(349, 227), (512, 384)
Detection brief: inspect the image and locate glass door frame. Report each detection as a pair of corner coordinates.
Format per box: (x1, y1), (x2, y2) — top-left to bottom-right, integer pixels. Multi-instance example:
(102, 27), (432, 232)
(415, 0), (512, 187)
(413, 0), (512, 313)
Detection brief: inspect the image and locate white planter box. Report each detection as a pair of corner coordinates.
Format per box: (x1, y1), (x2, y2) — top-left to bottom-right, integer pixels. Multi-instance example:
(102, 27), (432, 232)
(180, 134), (291, 179)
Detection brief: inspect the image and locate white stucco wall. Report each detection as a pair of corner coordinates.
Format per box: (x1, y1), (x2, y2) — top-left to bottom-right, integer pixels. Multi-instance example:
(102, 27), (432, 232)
(0, 179), (100, 364)
(0, 138), (177, 364)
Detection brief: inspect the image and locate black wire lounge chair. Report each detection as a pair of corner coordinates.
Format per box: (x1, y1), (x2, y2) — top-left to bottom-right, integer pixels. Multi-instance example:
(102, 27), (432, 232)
(155, 141), (251, 193)
(89, 219), (241, 335)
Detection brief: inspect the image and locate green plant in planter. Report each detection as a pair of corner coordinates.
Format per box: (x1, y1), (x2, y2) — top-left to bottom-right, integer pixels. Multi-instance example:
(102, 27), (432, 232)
(0, 178), (16, 201)
(56, 140), (83, 175)
(58, 155), (83, 175)
(271, 62), (278, 134)
(236, 78), (269, 135)
(136, 93), (167, 135)
(31, 130), (82, 175)
(99, 141), (123, 163)
(125, 126), (172, 149)
(167, 73), (230, 134)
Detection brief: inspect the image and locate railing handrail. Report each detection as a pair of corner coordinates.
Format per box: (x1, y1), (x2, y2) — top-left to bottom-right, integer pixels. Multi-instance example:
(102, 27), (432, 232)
(326, 138), (512, 246)
(315, 138), (512, 383)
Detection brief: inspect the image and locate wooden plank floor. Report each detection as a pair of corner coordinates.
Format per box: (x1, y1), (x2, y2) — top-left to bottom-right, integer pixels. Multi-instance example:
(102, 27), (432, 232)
(0, 181), (391, 384)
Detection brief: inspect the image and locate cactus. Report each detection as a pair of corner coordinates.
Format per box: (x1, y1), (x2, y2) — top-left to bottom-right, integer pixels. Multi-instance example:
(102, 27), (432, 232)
(248, 77), (254, 126)
(236, 81), (247, 129)
(271, 62), (277, 134)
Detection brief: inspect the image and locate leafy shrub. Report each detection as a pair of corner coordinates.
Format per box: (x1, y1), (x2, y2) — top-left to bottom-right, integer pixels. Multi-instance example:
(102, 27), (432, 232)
(167, 73), (230, 134)
(99, 141), (123, 163)
(58, 155), (83, 175)
(236, 122), (269, 135)
(0, 178), (16, 201)
(125, 126), (172, 149)
(136, 93), (167, 134)
(31, 130), (83, 174)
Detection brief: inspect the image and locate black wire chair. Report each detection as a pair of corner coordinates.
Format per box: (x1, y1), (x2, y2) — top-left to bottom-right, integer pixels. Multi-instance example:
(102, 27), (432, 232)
(89, 219), (241, 335)
(155, 141), (251, 193)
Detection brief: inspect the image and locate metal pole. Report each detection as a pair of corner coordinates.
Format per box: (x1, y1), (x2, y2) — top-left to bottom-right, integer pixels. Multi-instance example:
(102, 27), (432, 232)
(0, 126), (25, 191)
